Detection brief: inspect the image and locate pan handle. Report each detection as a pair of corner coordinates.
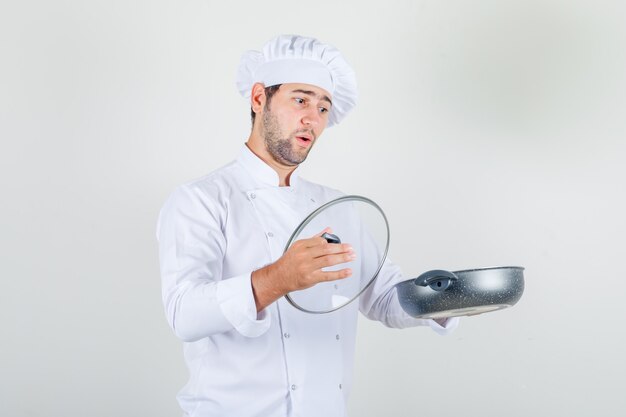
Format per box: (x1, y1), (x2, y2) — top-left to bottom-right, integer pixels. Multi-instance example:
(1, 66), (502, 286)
(414, 270), (458, 291)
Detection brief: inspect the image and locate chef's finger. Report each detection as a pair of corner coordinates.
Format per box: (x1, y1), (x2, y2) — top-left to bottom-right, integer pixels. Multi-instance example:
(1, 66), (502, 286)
(318, 268), (353, 282)
(309, 243), (354, 259)
(317, 227), (332, 236)
(312, 227), (332, 241)
(301, 228), (334, 248)
(313, 251), (357, 270)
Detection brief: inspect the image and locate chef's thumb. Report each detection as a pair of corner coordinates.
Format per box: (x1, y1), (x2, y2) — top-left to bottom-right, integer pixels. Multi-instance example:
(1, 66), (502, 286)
(316, 227), (332, 237)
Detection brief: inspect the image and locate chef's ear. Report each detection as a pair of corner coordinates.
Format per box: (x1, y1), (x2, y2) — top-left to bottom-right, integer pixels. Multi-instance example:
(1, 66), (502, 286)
(250, 82), (267, 115)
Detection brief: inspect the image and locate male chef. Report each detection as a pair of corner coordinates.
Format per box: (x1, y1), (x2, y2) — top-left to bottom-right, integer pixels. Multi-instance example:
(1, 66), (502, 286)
(157, 34), (458, 417)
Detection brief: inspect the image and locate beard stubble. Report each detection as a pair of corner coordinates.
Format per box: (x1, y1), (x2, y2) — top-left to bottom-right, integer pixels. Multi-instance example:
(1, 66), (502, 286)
(261, 108), (314, 166)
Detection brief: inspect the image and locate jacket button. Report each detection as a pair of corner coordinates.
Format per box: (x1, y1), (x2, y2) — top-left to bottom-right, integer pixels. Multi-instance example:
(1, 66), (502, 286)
(336, 334), (340, 340)
(250, 193), (256, 199)
(267, 232), (274, 237)
(284, 332), (290, 338)
(291, 384), (297, 391)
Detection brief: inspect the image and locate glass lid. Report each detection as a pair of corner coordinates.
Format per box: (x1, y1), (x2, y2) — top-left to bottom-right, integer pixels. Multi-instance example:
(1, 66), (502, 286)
(283, 195), (390, 314)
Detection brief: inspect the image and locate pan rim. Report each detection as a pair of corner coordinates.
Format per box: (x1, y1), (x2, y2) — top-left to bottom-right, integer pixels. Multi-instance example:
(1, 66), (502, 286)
(452, 265), (525, 273)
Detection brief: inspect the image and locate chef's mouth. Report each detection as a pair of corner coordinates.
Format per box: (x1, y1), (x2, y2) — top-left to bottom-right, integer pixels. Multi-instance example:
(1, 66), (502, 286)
(295, 135), (314, 146)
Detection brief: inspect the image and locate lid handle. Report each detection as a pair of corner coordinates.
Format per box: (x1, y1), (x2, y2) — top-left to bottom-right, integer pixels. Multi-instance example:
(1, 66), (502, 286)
(321, 232), (341, 244)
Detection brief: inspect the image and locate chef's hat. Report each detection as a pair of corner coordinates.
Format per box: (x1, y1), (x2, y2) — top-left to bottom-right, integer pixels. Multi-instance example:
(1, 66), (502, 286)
(236, 34), (358, 127)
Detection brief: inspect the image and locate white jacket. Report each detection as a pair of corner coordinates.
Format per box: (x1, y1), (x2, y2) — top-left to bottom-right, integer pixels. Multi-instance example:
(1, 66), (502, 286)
(157, 145), (458, 417)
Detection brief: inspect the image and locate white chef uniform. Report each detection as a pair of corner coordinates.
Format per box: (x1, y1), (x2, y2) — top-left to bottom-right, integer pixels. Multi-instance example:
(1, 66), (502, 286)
(157, 145), (459, 417)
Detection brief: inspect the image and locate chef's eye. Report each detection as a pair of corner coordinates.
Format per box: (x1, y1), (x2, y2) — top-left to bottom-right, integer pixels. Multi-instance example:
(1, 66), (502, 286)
(319, 107), (329, 114)
(294, 97), (305, 105)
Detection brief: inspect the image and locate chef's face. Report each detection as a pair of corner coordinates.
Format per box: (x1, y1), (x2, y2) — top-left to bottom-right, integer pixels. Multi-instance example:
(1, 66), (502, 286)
(260, 83), (332, 166)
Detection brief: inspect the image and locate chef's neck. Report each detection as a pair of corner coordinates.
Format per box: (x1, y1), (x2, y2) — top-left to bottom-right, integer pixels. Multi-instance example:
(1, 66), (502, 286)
(245, 141), (297, 187)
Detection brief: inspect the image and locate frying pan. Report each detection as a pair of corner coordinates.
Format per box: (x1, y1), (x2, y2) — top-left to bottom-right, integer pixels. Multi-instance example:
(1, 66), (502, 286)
(394, 267), (525, 319)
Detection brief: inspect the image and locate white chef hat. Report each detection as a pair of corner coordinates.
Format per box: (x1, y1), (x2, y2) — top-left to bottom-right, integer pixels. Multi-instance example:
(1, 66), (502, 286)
(236, 34), (358, 127)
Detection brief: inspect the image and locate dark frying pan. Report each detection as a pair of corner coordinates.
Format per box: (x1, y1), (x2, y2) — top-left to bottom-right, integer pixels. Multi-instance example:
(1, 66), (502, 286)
(395, 267), (525, 319)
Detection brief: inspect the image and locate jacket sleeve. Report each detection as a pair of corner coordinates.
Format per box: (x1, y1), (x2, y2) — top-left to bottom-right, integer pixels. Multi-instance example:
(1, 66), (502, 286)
(358, 256), (459, 334)
(156, 184), (271, 342)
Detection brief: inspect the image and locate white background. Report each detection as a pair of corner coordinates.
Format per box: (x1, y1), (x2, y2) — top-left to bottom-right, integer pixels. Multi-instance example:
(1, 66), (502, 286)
(1, 1), (625, 416)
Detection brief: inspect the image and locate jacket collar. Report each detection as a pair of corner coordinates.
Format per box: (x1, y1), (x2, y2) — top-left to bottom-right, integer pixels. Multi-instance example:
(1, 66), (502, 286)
(237, 144), (301, 188)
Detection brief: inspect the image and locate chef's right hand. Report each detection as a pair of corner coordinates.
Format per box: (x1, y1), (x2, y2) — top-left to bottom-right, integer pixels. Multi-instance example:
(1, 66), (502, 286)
(277, 227), (355, 292)
(251, 228), (355, 312)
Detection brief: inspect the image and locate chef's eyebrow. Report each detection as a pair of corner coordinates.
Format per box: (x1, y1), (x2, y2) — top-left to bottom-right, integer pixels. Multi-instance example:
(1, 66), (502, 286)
(290, 89), (333, 107)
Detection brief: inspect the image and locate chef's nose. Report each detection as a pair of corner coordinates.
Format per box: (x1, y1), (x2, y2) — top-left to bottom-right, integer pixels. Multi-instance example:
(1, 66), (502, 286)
(301, 107), (322, 128)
